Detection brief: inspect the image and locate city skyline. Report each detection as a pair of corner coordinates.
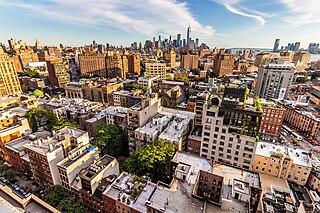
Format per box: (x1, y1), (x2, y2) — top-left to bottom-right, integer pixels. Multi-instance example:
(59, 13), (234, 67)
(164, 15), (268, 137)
(0, 0), (320, 48)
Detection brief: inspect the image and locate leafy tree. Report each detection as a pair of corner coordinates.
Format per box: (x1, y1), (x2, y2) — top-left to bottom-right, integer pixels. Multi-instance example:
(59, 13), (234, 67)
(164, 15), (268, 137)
(52, 119), (80, 131)
(33, 89), (44, 98)
(177, 77), (189, 82)
(94, 124), (126, 157)
(43, 185), (65, 208)
(127, 84), (147, 93)
(57, 196), (87, 213)
(21, 84), (28, 92)
(296, 77), (310, 83)
(26, 69), (37, 78)
(123, 140), (176, 182)
(0, 165), (16, 182)
(27, 108), (57, 132)
(166, 75), (173, 81)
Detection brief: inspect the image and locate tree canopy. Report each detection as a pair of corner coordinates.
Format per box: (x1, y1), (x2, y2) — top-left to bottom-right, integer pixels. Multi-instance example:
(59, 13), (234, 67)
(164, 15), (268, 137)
(27, 108), (57, 132)
(94, 124), (127, 157)
(52, 119), (80, 131)
(33, 89), (44, 98)
(26, 69), (37, 78)
(127, 84), (147, 93)
(177, 77), (189, 82)
(43, 186), (86, 213)
(43, 185), (65, 207)
(0, 165), (16, 182)
(123, 140), (176, 182)
(57, 196), (87, 213)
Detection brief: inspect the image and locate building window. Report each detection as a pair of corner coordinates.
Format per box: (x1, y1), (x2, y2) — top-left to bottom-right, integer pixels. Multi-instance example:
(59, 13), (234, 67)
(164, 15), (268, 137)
(220, 135), (225, 140)
(255, 166), (259, 170)
(215, 127), (219, 132)
(222, 129), (226, 133)
(205, 125), (211, 130)
(229, 137), (233, 142)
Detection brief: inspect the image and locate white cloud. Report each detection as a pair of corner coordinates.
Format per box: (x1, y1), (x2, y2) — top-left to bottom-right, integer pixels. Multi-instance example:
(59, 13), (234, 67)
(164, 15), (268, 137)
(280, 0), (320, 28)
(214, 0), (267, 25)
(0, 0), (215, 38)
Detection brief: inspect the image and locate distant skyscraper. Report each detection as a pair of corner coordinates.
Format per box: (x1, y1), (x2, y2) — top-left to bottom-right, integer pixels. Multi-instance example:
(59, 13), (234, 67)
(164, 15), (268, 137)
(186, 26), (191, 46)
(273, 39), (280, 52)
(308, 43), (319, 54)
(177, 34), (181, 48)
(183, 39), (186, 47)
(158, 35), (162, 48)
(195, 38), (199, 49)
(294, 42), (300, 51)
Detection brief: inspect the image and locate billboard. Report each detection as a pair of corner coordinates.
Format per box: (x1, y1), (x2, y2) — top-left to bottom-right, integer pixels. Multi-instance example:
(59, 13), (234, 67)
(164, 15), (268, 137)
(278, 88), (286, 100)
(296, 95), (310, 106)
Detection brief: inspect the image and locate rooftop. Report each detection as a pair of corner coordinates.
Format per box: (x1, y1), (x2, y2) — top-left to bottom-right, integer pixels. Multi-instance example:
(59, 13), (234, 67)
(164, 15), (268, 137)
(135, 112), (173, 136)
(171, 152), (212, 184)
(158, 108), (195, 143)
(103, 172), (156, 212)
(80, 155), (115, 181)
(255, 142), (312, 167)
(147, 180), (205, 213)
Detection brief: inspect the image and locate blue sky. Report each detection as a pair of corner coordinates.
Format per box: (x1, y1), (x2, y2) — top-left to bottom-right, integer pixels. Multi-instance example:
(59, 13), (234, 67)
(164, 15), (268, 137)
(0, 0), (319, 49)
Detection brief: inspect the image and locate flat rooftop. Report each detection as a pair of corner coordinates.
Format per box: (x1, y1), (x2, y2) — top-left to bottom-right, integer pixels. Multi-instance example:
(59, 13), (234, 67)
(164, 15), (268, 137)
(103, 172), (156, 212)
(54, 126), (87, 138)
(256, 142), (312, 167)
(159, 108), (195, 143)
(80, 155), (115, 181)
(147, 180), (205, 213)
(135, 112), (173, 136)
(171, 152), (212, 184)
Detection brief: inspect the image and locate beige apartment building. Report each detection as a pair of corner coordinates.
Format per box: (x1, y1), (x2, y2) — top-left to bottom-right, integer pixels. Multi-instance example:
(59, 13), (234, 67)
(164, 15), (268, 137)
(253, 142), (312, 186)
(145, 61), (166, 80)
(0, 53), (22, 96)
(200, 105), (260, 170)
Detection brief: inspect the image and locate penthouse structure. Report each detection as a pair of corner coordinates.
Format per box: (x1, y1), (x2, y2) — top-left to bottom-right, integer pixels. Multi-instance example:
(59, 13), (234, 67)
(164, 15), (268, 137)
(253, 142), (312, 186)
(103, 172), (157, 213)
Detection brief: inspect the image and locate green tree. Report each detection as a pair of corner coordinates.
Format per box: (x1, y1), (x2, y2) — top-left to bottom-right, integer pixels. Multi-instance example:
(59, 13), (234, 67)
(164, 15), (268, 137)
(0, 165), (16, 182)
(127, 84), (147, 93)
(178, 77), (189, 82)
(43, 185), (65, 208)
(166, 75), (173, 81)
(21, 84), (28, 92)
(123, 140), (176, 182)
(26, 69), (37, 78)
(27, 108), (57, 132)
(296, 77), (310, 83)
(52, 119), (80, 131)
(94, 124), (126, 157)
(57, 196), (87, 213)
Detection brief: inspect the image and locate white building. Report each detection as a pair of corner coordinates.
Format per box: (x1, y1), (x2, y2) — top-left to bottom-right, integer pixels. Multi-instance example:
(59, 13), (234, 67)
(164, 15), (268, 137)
(254, 59), (295, 100)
